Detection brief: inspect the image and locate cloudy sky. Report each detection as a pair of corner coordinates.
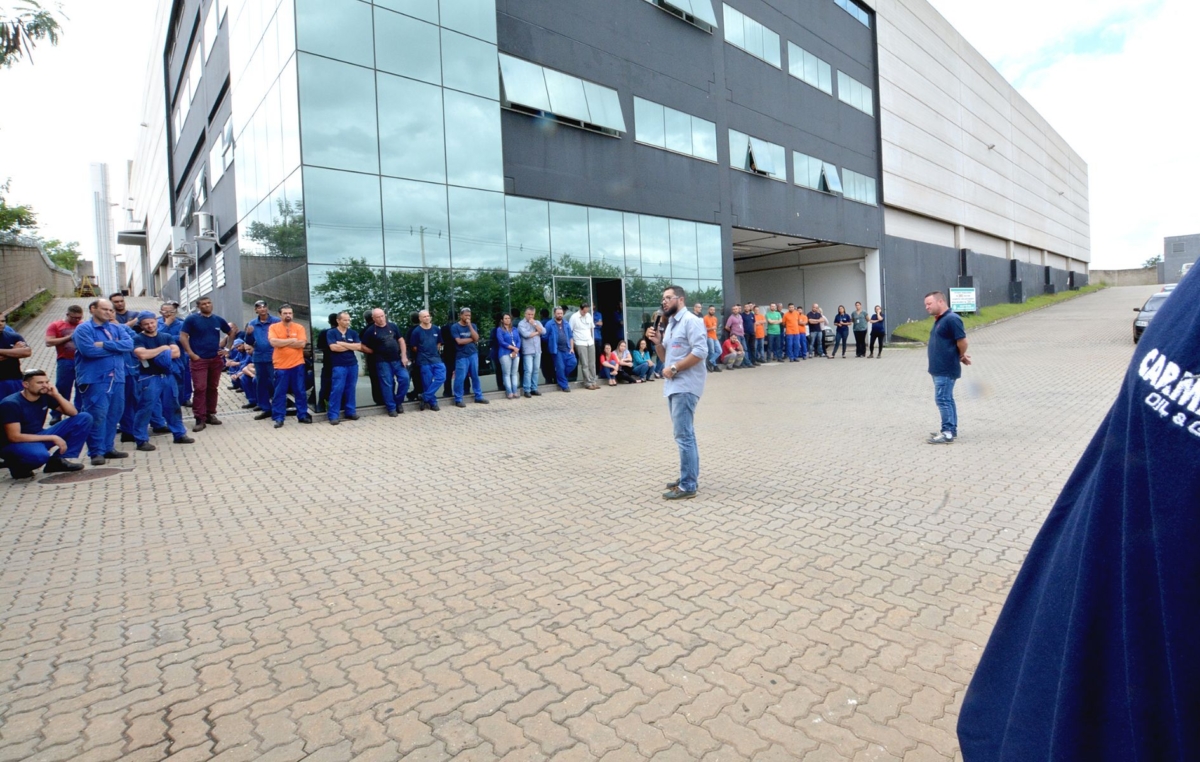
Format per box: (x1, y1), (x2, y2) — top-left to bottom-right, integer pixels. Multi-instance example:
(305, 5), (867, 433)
(0, 0), (1195, 271)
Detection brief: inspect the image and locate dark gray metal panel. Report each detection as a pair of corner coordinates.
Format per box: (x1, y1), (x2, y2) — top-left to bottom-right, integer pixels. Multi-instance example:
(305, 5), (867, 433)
(1076, 271), (1089, 288)
(1050, 267), (1069, 293)
(881, 235), (959, 333)
(965, 251), (1010, 309)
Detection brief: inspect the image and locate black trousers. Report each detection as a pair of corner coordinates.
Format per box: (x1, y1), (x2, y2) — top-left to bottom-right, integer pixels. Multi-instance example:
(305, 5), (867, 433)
(854, 330), (868, 357)
(870, 333), (884, 355)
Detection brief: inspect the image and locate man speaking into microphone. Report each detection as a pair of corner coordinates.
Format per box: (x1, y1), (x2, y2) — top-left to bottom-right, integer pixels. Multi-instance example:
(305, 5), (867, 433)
(647, 285), (709, 500)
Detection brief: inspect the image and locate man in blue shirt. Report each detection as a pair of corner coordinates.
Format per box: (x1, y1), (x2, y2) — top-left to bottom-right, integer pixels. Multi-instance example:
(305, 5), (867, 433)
(325, 311), (363, 425)
(131, 313), (192, 449)
(449, 308), (489, 408)
(361, 308), (409, 417)
(158, 302), (190, 408)
(179, 296), (236, 432)
(0, 368), (90, 478)
(924, 291), (971, 444)
(0, 312), (32, 400)
(544, 307), (576, 392)
(648, 285), (709, 500)
(73, 298), (135, 464)
(408, 309), (445, 412)
(242, 300), (280, 420)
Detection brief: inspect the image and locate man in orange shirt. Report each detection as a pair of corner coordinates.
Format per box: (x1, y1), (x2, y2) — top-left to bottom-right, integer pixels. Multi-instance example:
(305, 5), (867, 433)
(702, 306), (722, 373)
(753, 306), (767, 362)
(268, 304), (312, 428)
(780, 303), (800, 361)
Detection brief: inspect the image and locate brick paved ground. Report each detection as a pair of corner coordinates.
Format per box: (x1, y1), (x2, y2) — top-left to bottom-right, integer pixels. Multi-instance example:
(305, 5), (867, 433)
(0, 286), (1158, 761)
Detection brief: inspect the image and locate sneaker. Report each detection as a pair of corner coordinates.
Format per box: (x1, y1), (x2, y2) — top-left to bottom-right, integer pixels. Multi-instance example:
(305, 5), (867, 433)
(455, 401), (467, 408)
(927, 432), (955, 445)
(522, 391), (531, 398)
(193, 420), (206, 432)
(136, 442), (157, 452)
(530, 390), (541, 396)
(330, 419), (340, 425)
(44, 458), (83, 474)
(666, 479), (680, 490)
(103, 451), (130, 459)
(206, 415), (222, 425)
(475, 398), (489, 405)
(254, 411), (272, 420)
(388, 409), (398, 417)
(560, 387), (571, 393)
(662, 488), (697, 500)
(173, 436), (195, 444)
(711, 366), (722, 372)
(345, 414), (360, 421)
(241, 403), (257, 409)
(297, 416), (313, 424)
(429, 403), (441, 411)
(418, 400), (427, 411)
(273, 420), (284, 428)
(90, 456), (106, 466)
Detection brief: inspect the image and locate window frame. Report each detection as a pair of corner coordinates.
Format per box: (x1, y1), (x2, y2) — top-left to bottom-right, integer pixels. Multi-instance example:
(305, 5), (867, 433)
(786, 42), (832, 95)
(722, 4), (781, 70)
(498, 53), (626, 136)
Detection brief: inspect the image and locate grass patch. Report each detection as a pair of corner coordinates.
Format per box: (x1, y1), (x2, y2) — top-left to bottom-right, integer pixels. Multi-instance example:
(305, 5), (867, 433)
(5, 289), (54, 327)
(892, 284), (1108, 343)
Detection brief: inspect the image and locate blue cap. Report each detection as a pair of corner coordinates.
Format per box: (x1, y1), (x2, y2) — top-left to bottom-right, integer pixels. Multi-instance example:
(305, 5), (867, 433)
(137, 311), (157, 322)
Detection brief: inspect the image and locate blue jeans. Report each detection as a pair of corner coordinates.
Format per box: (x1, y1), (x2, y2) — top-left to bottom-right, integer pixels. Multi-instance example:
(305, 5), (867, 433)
(499, 353), (520, 395)
(932, 375), (958, 435)
(454, 354), (484, 402)
(832, 328), (849, 356)
(755, 337), (765, 359)
(706, 338), (721, 367)
(134, 374), (187, 442)
(272, 365), (308, 422)
(633, 362), (651, 380)
(553, 351), (577, 390)
(376, 359), (411, 413)
(808, 331), (825, 356)
(49, 357), (76, 422)
(1, 413), (92, 475)
(739, 337), (754, 367)
(254, 360), (275, 413)
(768, 334), (782, 360)
(668, 392), (700, 493)
(78, 378), (124, 456)
(328, 364), (358, 421)
(521, 352), (540, 393)
(419, 361), (446, 405)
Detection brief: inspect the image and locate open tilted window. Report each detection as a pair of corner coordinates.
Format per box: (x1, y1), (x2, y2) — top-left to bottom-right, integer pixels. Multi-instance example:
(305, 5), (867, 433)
(499, 54), (626, 136)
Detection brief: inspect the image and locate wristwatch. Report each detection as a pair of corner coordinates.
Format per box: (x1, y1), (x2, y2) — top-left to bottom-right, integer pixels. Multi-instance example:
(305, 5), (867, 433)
(670, 364), (678, 375)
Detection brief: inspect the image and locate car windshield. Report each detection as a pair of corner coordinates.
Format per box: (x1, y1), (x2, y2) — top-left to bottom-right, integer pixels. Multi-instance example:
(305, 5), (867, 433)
(1142, 294), (1169, 313)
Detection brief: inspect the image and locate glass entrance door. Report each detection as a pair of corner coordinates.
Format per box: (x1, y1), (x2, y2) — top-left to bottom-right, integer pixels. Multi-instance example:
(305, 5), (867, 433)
(552, 276), (592, 320)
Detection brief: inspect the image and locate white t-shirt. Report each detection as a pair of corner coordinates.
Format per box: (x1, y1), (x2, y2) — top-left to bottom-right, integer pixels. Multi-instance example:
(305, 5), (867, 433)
(569, 311), (595, 346)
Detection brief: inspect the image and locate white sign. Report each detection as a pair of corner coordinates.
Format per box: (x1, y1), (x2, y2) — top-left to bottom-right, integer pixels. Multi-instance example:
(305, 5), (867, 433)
(949, 287), (977, 313)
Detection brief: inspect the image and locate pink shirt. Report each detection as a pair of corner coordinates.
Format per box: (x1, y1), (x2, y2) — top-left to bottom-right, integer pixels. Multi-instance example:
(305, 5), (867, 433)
(46, 320), (78, 360)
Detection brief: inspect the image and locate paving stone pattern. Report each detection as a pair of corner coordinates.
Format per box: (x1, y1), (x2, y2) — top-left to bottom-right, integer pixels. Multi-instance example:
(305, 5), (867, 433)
(0, 287), (1158, 761)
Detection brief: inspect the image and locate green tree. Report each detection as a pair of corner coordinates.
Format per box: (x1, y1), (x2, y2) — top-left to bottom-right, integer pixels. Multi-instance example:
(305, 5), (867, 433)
(1, 1), (63, 68)
(41, 238), (80, 271)
(1143, 254), (1163, 269)
(0, 179), (37, 235)
(244, 199), (305, 257)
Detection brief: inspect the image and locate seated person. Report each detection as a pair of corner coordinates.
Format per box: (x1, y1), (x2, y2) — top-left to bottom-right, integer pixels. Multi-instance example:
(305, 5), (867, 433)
(599, 343), (620, 385)
(614, 340), (641, 383)
(0, 368), (89, 479)
(630, 339), (655, 382)
(720, 336), (745, 370)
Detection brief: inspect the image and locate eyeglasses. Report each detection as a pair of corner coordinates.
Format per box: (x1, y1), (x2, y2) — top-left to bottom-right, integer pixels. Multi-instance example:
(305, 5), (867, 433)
(661, 296), (678, 303)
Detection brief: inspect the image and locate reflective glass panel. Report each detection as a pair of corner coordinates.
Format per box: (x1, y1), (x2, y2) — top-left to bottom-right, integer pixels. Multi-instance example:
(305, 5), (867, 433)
(723, 5), (744, 48)
(689, 0), (718, 26)
(276, 0), (296, 59)
(623, 213), (641, 276)
(309, 263), (388, 332)
(448, 187), (507, 269)
(295, 0), (374, 68)
(498, 54), (550, 112)
(303, 166), (383, 266)
(823, 163), (843, 193)
(374, 8), (440, 85)
(669, 219), (698, 279)
(549, 203), (590, 274)
(748, 136), (776, 175)
(505, 196), (551, 272)
(634, 97), (665, 147)
(443, 90), (504, 191)
(439, 0), (496, 44)
(279, 57), (301, 175)
(543, 69), (590, 122)
(767, 142), (786, 180)
(742, 15), (763, 59)
(377, 72), (446, 184)
(382, 266), (454, 324)
(762, 27), (780, 68)
(697, 224), (722, 280)
(729, 129), (750, 171)
(374, 0), (438, 24)
(382, 177), (451, 268)
(664, 107), (692, 155)
(638, 215), (671, 278)
(581, 81), (626, 132)
(588, 208), (624, 275)
(692, 116), (717, 161)
(298, 53), (379, 174)
(441, 29), (498, 99)
(695, 280), (723, 307)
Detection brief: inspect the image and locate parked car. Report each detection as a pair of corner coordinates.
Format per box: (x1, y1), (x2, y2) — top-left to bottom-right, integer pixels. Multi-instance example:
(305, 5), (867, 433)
(1133, 292), (1171, 344)
(1161, 283), (1176, 293)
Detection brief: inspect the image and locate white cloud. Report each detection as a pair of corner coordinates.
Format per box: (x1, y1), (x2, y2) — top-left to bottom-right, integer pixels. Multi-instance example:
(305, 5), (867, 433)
(927, 0), (1200, 268)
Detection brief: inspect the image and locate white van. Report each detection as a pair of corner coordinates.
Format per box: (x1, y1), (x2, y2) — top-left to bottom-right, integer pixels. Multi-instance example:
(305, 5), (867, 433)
(1183, 262), (1193, 277)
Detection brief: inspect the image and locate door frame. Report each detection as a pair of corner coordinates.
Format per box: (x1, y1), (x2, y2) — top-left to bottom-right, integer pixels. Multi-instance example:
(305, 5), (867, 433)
(551, 275), (593, 312)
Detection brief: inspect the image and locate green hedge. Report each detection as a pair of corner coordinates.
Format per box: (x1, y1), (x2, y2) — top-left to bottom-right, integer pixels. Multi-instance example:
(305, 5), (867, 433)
(892, 284), (1107, 343)
(5, 289), (54, 327)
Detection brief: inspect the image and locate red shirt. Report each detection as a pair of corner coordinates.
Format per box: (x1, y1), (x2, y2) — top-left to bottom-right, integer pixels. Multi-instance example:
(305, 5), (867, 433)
(46, 320), (78, 360)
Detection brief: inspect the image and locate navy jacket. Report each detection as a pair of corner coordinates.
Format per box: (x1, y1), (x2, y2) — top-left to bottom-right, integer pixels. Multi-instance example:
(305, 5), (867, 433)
(958, 271), (1200, 760)
(544, 320), (572, 356)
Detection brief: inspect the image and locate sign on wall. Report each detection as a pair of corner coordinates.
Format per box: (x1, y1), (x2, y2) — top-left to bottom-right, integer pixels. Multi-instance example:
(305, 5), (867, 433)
(949, 287), (977, 313)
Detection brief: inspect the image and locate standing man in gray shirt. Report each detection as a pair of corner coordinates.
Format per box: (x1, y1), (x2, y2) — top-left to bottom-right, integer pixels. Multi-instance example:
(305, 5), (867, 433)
(517, 306), (545, 398)
(647, 284), (709, 500)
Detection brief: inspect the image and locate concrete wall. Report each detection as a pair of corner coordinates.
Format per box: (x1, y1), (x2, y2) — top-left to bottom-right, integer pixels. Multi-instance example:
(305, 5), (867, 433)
(1091, 268), (1159, 287)
(0, 244), (77, 317)
(880, 235), (958, 330)
(964, 250), (1009, 308)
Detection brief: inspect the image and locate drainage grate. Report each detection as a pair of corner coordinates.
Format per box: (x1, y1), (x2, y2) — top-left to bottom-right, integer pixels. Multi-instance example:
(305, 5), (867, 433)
(39, 467), (135, 485)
